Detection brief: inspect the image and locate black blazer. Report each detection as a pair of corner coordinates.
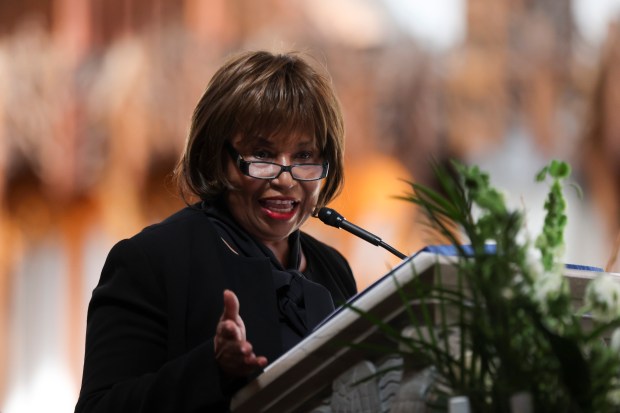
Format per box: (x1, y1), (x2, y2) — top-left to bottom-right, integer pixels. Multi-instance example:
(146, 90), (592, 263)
(75, 206), (356, 412)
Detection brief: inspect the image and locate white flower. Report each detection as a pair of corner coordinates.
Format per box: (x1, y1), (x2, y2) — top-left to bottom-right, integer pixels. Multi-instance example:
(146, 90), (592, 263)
(515, 226), (531, 249)
(501, 286), (515, 300)
(524, 245), (544, 281)
(585, 274), (620, 323)
(552, 243), (566, 263)
(532, 270), (565, 314)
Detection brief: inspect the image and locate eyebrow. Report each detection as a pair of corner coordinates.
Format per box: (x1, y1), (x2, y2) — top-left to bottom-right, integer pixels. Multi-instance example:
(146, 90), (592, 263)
(247, 136), (317, 150)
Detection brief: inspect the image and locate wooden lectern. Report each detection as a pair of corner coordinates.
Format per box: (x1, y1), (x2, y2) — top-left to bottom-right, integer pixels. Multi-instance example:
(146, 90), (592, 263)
(230, 248), (613, 413)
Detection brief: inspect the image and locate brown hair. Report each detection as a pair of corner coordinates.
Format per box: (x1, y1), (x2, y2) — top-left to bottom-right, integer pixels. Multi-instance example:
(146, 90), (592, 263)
(174, 50), (345, 209)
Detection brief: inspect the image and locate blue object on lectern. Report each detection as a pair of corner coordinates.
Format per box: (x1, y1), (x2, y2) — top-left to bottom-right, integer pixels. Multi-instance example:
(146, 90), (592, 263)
(417, 244), (603, 272)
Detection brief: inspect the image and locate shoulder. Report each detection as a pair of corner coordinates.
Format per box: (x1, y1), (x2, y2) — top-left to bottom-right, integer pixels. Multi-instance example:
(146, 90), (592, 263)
(129, 204), (216, 246)
(96, 204), (223, 297)
(140, 204), (210, 235)
(105, 204), (220, 272)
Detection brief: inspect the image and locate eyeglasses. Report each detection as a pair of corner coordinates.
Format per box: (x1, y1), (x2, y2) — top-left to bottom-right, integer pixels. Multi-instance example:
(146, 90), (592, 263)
(226, 143), (329, 181)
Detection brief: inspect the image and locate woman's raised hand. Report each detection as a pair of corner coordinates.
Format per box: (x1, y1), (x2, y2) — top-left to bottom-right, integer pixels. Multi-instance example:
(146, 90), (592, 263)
(214, 290), (268, 378)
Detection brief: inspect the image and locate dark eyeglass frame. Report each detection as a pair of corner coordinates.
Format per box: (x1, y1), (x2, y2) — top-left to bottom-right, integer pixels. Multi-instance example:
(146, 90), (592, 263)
(225, 143), (329, 181)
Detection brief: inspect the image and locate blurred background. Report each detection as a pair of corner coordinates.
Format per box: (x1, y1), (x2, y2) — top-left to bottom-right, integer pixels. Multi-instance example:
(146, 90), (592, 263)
(1, 0), (620, 411)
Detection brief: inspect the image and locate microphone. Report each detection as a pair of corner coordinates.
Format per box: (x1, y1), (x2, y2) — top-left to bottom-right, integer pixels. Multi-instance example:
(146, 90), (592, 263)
(316, 207), (407, 260)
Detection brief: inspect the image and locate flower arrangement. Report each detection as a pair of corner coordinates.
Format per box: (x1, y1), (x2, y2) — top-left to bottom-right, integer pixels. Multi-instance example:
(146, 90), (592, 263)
(362, 160), (620, 412)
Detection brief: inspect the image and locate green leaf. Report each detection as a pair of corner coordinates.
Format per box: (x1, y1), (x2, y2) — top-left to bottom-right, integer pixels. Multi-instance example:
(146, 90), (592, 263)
(548, 160), (571, 179)
(536, 166), (549, 182)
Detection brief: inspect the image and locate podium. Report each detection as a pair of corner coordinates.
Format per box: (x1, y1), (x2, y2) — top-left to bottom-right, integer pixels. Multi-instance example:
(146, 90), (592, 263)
(230, 248), (612, 413)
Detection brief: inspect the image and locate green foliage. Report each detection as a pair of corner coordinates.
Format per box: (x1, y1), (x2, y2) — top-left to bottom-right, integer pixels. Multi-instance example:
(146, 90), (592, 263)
(535, 160), (571, 272)
(387, 159), (620, 412)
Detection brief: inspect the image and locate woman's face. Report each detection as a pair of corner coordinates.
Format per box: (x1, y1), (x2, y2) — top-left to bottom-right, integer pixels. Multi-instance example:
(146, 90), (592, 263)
(224, 132), (324, 244)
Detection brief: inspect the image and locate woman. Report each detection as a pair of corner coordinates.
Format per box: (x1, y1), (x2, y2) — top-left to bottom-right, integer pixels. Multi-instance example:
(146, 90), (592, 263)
(75, 50), (357, 412)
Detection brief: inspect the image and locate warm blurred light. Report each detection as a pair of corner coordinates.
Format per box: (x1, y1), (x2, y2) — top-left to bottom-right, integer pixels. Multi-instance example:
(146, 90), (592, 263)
(384, 0), (466, 51)
(573, 0), (620, 45)
(4, 360), (75, 413)
(303, 0), (388, 49)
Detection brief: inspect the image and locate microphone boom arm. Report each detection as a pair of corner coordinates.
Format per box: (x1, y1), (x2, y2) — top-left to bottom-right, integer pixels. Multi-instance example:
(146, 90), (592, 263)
(316, 207), (407, 260)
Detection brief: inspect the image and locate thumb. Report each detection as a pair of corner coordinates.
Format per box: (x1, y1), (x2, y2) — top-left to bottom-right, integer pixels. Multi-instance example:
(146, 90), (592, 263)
(221, 289), (240, 322)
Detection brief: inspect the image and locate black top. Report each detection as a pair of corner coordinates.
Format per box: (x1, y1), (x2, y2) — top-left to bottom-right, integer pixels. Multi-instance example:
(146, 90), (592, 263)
(75, 204), (356, 413)
(204, 203), (338, 351)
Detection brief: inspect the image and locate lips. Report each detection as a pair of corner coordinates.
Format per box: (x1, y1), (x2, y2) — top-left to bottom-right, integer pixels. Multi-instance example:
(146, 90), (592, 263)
(259, 198), (299, 220)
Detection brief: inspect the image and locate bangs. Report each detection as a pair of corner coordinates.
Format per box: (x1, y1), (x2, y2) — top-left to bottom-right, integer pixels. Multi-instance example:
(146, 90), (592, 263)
(233, 61), (330, 150)
(178, 50), (344, 206)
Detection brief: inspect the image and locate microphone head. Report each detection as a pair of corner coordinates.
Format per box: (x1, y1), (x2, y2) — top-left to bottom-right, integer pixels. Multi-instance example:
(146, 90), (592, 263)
(317, 207), (344, 228)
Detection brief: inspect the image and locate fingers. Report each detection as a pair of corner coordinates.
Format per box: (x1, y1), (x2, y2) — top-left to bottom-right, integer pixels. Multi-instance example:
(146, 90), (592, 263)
(254, 355), (268, 368)
(220, 290), (245, 338)
(217, 319), (241, 341)
(221, 289), (240, 322)
(215, 331), (268, 377)
(215, 290), (268, 378)
(216, 343), (268, 377)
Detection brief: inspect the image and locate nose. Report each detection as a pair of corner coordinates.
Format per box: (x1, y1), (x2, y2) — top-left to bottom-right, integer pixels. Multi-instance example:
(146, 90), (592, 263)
(270, 161), (296, 188)
(271, 169), (296, 189)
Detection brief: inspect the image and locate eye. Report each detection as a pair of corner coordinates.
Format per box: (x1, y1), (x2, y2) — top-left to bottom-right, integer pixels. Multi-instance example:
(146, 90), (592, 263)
(251, 149), (273, 160)
(295, 151), (316, 162)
